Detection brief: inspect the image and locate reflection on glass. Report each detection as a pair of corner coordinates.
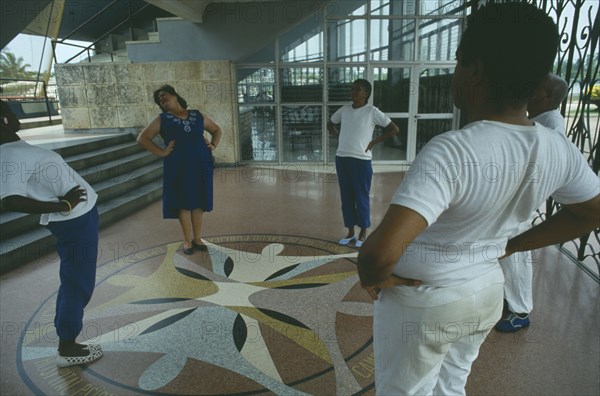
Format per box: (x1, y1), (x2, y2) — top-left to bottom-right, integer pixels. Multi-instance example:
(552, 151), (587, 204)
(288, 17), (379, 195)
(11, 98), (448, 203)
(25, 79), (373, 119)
(371, 19), (415, 61)
(327, 105), (343, 163)
(418, 68), (454, 113)
(416, 119), (453, 154)
(327, 19), (367, 62)
(371, 0), (416, 16)
(239, 106), (277, 162)
(280, 21), (323, 62)
(326, 1), (367, 17)
(371, 118), (409, 161)
(282, 106), (323, 162)
(420, 0), (465, 16)
(328, 66), (366, 102)
(237, 68), (275, 104)
(372, 67), (411, 113)
(418, 19), (461, 61)
(280, 67), (323, 102)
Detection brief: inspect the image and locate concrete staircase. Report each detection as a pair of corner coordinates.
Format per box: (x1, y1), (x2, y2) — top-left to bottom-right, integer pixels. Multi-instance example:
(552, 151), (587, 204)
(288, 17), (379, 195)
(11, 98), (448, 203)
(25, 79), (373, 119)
(0, 134), (163, 273)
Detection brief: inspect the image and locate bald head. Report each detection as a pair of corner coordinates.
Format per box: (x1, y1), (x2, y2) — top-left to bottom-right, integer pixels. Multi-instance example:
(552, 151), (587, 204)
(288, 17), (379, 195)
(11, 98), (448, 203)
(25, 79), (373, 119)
(528, 74), (568, 118)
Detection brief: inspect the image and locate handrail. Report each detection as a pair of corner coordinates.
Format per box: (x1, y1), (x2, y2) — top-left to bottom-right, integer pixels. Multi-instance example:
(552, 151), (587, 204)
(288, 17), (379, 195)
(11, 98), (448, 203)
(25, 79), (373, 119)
(57, 0), (121, 43)
(62, 2), (150, 64)
(0, 78), (57, 124)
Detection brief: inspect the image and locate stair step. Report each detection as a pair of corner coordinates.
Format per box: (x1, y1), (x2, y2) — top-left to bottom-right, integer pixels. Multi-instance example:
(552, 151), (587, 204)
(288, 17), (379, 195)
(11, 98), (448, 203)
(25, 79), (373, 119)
(79, 151), (161, 185)
(65, 141), (145, 171)
(0, 180), (163, 274)
(0, 133), (164, 273)
(0, 161), (163, 240)
(53, 134), (134, 158)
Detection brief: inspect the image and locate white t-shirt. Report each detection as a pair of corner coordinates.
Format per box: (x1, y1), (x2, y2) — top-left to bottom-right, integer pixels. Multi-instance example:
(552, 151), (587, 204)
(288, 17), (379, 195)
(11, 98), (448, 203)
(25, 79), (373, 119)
(0, 140), (98, 225)
(331, 104), (392, 160)
(390, 120), (599, 305)
(531, 109), (566, 134)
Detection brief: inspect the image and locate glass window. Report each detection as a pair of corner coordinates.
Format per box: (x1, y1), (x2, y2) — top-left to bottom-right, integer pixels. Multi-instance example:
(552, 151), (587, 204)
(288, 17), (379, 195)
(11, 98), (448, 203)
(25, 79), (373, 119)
(418, 18), (461, 61)
(239, 106), (277, 162)
(420, 0), (464, 16)
(327, 105), (343, 163)
(237, 68), (275, 104)
(418, 67), (455, 113)
(371, 0), (416, 16)
(280, 21), (323, 62)
(416, 119), (453, 153)
(327, 66), (366, 102)
(370, 19), (415, 61)
(326, 1), (367, 17)
(372, 67), (411, 113)
(280, 67), (323, 102)
(282, 105), (323, 162)
(327, 19), (367, 62)
(371, 118), (409, 161)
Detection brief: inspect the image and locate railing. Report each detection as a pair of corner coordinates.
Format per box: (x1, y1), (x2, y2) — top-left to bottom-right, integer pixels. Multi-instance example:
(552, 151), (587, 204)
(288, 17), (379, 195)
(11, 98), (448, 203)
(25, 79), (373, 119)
(0, 78), (59, 123)
(532, 0), (599, 281)
(53, 0), (151, 64)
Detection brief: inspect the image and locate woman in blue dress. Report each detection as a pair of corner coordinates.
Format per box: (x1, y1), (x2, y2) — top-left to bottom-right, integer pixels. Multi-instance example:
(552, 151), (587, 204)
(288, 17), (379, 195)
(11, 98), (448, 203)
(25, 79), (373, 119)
(138, 85), (222, 255)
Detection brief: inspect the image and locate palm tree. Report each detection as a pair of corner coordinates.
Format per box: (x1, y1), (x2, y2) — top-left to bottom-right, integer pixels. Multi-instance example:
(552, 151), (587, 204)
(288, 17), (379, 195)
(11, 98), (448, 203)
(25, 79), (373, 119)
(1, 49), (35, 80)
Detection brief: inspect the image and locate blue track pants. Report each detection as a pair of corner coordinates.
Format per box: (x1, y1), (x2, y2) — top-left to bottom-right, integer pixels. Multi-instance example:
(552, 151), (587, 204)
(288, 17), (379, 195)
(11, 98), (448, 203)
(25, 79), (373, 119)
(46, 205), (98, 341)
(335, 156), (373, 229)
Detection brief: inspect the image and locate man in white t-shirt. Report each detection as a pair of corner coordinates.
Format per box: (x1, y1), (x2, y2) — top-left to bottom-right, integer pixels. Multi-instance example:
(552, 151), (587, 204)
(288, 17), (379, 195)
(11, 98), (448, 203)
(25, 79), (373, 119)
(356, 3), (600, 395)
(528, 73), (569, 134)
(0, 100), (103, 367)
(496, 73), (569, 333)
(327, 79), (399, 248)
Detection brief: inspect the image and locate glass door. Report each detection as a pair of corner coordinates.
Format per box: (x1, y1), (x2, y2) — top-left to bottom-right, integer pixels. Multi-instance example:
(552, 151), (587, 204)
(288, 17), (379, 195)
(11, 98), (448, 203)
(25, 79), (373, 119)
(411, 65), (458, 160)
(369, 64), (457, 164)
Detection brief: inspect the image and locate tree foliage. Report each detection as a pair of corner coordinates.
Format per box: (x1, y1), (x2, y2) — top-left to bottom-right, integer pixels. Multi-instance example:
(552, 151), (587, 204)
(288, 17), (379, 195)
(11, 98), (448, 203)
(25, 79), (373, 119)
(1, 48), (36, 80)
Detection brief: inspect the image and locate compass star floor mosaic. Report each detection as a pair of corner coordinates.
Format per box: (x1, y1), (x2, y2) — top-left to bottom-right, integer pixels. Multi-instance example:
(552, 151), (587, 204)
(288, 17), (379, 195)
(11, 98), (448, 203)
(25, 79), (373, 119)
(1, 167), (598, 396)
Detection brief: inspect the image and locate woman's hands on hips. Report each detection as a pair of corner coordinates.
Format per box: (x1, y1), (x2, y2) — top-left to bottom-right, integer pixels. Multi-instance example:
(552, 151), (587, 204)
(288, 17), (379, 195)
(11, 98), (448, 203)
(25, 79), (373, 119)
(204, 137), (216, 151)
(162, 141), (175, 157)
(62, 185), (87, 209)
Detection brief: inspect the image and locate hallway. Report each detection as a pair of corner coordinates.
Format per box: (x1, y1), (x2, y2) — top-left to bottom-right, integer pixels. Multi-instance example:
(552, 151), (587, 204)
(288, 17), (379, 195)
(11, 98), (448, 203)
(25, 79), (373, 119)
(1, 166), (598, 395)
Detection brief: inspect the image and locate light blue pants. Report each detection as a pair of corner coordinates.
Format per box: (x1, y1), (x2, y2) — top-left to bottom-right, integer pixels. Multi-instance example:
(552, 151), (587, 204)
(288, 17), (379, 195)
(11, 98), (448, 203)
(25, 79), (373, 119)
(46, 205), (98, 341)
(335, 156), (372, 229)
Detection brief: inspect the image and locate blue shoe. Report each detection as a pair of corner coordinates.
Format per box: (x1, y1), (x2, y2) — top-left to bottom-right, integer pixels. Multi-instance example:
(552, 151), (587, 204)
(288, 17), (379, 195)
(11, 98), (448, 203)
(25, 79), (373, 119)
(495, 312), (530, 332)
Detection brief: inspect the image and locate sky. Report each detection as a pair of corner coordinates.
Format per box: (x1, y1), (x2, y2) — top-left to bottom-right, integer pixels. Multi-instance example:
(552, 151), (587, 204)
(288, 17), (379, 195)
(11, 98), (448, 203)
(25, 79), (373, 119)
(3, 34), (92, 74)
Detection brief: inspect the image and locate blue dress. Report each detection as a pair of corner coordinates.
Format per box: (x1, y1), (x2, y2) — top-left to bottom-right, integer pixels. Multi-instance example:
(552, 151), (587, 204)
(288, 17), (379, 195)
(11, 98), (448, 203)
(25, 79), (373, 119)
(159, 110), (213, 219)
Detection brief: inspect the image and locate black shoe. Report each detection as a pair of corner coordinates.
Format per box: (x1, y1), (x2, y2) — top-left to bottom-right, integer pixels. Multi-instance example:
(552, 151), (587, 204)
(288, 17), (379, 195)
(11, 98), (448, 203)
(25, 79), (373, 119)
(183, 247), (194, 255)
(192, 240), (208, 251)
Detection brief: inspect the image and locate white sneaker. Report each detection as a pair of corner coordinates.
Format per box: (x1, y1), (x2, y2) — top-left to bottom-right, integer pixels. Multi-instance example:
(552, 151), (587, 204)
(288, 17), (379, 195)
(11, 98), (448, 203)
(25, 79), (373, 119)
(338, 236), (356, 245)
(57, 346), (103, 367)
(355, 239), (364, 248)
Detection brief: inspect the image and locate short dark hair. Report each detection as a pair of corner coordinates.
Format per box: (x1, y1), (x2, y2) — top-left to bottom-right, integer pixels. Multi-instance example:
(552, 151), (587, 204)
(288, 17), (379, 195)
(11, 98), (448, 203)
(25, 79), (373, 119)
(458, 2), (558, 106)
(354, 79), (372, 101)
(153, 84), (188, 111)
(0, 100), (21, 135)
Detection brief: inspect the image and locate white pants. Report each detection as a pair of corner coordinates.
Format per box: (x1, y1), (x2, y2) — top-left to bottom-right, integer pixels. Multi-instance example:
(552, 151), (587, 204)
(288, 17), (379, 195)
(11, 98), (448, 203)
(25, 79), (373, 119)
(374, 283), (504, 396)
(499, 251), (533, 314)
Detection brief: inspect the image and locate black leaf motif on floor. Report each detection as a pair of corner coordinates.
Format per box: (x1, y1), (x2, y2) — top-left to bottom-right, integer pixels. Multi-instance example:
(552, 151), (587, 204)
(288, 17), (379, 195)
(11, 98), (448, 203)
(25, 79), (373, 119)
(139, 308), (196, 335)
(273, 283), (327, 290)
(258, 308), (309, 329)
(232, 314), (247, 352)
(130, 298), (192, 304)
(224, 257), (234, 277)
(175, 267), (210, 280)
(265, 265), (299, 281)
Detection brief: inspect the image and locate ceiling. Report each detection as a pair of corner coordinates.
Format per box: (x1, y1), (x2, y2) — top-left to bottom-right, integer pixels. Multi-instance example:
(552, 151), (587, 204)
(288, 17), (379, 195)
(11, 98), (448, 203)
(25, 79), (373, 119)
(1, 0), (291, 50)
